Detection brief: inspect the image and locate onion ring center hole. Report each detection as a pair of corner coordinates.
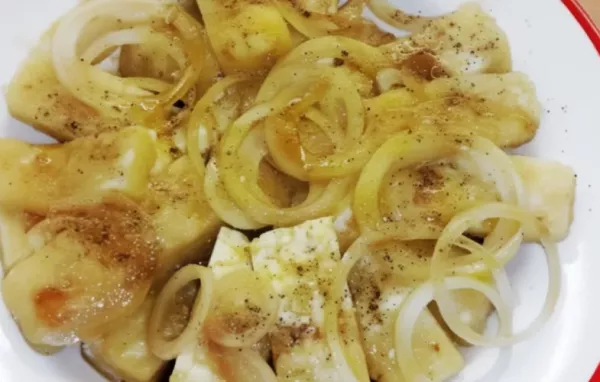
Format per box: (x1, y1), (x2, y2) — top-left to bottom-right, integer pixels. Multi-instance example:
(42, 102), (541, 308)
(157, 279), (200, 342)
(259, 157), (309, 207)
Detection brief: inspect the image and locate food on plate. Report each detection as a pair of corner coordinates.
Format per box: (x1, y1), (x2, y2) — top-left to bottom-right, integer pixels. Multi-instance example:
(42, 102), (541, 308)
(0, 127), (157, 211)
(155, 227), (278, 381)
(349, 239), (465, 381)
(0, 127), (220, 346)
(82, 297), (167, 382)
(198, 0), (293, 73)
(0, 0), (575, 381)
(6, 28), (126, 141)
(249, 218), (368, 381)
(377, 2), (512, 74)
(367, 73), (540, 148)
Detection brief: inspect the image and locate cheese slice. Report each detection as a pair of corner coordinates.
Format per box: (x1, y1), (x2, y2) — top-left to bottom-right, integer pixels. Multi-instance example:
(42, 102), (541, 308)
(145, 156), (222, 286)
(381, 3), (511, 75)
(371, 155), (575, 245)
(82, 298), (166, 382)
(0, 209), (37, 270)
(512, 156), (576, 241)
(250, 217), (369, 381)
(197, 0), (292, 73)
(171, 227), (270, 382)
(0, 126), (157, 213)
(6, 27), (127, 141)
(348, 240), (464, 382)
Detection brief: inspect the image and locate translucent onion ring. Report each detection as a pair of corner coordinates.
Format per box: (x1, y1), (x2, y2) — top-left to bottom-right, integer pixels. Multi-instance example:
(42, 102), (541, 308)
(204, 269), (280, 349)
(275, 0), (381, 42)
(187, 76), (267, 230)
(434, 239), (560, 347)
(262, 65), (364, 140)
(219, 347), (278, 382)
(219, 80), (354, 226)
(324, 237), (370, 382)
(304, 107), (345, 147)
(273, 1), (340, 38)
(367, 0), (435, 33)
(187, 75), (250, 176)
(354, 129), (471, 239)
(54, 0), (160, 99)
(262, 65), (367, 180)
(434, 135), (527, 281)
(204, 157), (264, 230)
(430, 203), (540, 277)
(148, 265), (214, 360)
(230, 128), (277, 207)
(452, 225), (521, 308)
(124, 77), (172, 93)
(265, 36), (391, 85)
(52, 0), (204, 124)
(81, 26), (187, 70)
(427, 203), (561, 348)
(454, 136), (526, 207)
(452, 134), (526, 303)
(483, 220), (523, 308)
(394, 276), (514, 382)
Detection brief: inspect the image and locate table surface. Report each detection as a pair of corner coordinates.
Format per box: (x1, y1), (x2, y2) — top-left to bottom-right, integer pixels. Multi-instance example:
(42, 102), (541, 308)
(580, 0), (600, 23)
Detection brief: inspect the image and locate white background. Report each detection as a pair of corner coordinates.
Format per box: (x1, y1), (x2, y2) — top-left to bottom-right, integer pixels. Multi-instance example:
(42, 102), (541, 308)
(0, 1), (599, 381)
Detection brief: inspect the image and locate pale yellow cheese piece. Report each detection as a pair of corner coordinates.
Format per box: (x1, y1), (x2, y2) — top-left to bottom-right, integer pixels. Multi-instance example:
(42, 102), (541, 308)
(251, 217), (369, 382)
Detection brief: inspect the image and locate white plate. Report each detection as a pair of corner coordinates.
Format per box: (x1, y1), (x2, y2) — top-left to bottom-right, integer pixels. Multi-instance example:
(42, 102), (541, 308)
(1, 0), (599, 381)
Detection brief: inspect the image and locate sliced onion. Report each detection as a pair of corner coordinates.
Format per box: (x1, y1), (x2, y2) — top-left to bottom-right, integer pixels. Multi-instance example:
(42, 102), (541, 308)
(434, 238), (561, 347)
(394, 277), (513, 381)
(260, 65), (369, 180)
(431, 203), (537, 277)
(272, 36), (391, 79)
(148, 265), (214, 360)
(354, 129), (470, 239)
(219, 80), (355, 226)
(217, 346), (278, 382)
(393, 282), (437, 382)
(203, 269), (279, 348)
(187, 75), (251, 174)
(52, 0), (204, 124)
(367, 0), (435, 32)
(324, 237), (370, 382)
(454, 136), (526, 207)
(273, 1), (339, 38)
(204, 157), (264, 230)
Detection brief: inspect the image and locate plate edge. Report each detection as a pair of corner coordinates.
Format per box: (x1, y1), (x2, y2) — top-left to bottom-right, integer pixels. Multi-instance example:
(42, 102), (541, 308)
(561, 2), (600, 379)
(562, 0), (600, 54)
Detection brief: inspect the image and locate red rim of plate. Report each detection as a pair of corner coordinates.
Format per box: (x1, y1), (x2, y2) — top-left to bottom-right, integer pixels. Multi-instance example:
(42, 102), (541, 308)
(560, 0), (600, 380)
(593, 366), (600, 382)
(0, 0), (597, 381)
(563, 0), (600, 54)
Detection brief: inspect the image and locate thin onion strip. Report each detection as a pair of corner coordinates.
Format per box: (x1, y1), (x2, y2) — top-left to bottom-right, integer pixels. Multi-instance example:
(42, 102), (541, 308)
(325, 237), (370, 382)
(219, 80), (354, 226)
(148, 265), (214, 360)
(354, 129), (471, 239)
(434, 236), (561, 347)
(394, 276), (514, 381)
(204, 157), (264, 230)
(52, 0), (204, 124)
